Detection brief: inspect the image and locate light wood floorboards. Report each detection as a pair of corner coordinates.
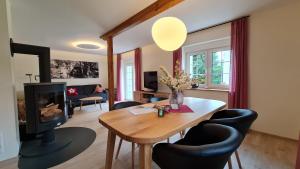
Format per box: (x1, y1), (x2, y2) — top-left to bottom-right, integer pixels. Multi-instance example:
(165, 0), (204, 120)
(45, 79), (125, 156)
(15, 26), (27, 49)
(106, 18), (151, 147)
(0, 103), (297, 169)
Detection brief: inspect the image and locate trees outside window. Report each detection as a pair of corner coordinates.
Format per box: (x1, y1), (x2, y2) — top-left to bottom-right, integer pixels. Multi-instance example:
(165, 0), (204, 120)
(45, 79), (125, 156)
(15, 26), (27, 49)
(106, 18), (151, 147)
(186, 48), (231, 89)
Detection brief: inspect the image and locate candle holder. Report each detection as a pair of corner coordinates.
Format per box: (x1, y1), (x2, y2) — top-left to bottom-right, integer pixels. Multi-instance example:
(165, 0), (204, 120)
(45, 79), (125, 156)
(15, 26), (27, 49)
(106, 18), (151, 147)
(155, 105), (165, 118)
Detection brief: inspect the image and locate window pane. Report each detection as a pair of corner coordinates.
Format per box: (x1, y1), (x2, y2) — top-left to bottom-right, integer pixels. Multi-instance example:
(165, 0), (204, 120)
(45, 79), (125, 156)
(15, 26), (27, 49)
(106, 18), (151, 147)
(211, 50), (231, 86)
(193, 66), (197, 74)
(212, 74), (221, 85)
(223, 62), (230, 74)
(190, 52), (206, 84)
(212, 61), (221, 75)
(125, 65), (134, 100)
(223, 74), (230, 85)
(223, 51), (231, 62)
(213, 52), (222, 62)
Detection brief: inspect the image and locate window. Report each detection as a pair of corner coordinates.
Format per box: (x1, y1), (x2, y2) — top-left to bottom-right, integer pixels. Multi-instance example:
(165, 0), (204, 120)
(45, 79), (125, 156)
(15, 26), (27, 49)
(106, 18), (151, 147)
(186, 47), (231, 89)
(189, 52), (206, 85)
(124, 63), (134, 100)
(211, 50), (231, 86)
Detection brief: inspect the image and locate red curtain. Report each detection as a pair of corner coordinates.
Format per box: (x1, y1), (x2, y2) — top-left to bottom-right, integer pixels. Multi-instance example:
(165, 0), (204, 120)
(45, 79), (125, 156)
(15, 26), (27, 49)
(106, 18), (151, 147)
(116, 54), (122, 101)
(173, 48), (182, 77)
(229, 17), (249, 109)
(134, 48), (142, 91)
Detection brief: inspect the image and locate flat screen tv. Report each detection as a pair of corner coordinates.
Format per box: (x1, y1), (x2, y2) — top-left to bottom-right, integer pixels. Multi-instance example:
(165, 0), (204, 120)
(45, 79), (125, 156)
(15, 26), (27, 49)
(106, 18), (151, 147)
(144, 71), (158, 92)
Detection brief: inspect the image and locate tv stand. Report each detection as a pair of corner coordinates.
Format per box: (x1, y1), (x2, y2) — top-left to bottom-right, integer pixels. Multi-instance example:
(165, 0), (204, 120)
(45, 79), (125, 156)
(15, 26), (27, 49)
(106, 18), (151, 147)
(133, 91), (169, 103)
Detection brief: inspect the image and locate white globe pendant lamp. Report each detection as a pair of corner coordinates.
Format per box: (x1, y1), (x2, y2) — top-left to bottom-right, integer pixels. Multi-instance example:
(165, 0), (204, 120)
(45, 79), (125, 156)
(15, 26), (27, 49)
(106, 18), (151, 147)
(151, 17), (187, 51)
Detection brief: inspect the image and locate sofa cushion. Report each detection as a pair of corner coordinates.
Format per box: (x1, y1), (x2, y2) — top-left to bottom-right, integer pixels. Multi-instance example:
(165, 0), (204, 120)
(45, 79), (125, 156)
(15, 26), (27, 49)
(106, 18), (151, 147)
(67, 87), (78, 96)
(95, 85), (104, 93)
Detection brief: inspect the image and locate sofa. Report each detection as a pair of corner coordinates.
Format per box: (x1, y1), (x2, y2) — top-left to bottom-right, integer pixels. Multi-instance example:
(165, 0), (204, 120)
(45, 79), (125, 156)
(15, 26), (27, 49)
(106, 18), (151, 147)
(66, 84), (108, 117)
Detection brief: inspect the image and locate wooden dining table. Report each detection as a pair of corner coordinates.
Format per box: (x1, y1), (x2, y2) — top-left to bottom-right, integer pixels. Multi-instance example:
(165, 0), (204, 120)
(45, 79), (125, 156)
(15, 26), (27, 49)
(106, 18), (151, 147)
(98, 97), (226, 169)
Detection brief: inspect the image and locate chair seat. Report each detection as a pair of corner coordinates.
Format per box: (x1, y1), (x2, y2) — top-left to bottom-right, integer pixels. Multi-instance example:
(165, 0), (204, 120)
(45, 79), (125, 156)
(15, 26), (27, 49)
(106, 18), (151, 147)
(153, 123), (242, 169)
(206, 108), (258, 169)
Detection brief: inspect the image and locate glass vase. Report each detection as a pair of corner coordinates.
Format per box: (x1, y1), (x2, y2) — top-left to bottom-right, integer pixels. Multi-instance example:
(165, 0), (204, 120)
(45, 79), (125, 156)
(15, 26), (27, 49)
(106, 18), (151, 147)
(169, 90), (184, 109)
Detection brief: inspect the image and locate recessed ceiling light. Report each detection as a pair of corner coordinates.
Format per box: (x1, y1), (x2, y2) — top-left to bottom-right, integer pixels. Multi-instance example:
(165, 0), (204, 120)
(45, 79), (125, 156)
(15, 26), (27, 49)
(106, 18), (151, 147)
(72, 41), (105, 50)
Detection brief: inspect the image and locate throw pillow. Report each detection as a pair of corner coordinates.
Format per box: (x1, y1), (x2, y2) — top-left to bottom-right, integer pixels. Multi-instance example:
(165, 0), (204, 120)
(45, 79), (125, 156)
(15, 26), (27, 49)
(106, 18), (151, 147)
(95, 85), (103, 93)
(67, 87), (78, 96)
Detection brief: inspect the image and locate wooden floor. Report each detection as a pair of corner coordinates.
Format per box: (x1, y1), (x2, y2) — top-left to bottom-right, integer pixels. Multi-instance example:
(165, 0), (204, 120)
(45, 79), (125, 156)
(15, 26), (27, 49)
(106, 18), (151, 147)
(0, 103), (298, 169)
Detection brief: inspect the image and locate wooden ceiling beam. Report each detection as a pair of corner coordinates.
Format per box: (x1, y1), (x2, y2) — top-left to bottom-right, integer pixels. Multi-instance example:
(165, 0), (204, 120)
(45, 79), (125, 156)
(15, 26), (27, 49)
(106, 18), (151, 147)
(102, 0), (184, 110)
(100, 0), (184, 40)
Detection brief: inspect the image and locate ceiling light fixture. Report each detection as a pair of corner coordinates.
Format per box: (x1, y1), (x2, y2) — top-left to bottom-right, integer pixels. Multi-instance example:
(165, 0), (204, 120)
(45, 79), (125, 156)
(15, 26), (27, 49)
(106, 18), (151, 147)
(151, 17), (187, 52)
(72, 41), (105, 50)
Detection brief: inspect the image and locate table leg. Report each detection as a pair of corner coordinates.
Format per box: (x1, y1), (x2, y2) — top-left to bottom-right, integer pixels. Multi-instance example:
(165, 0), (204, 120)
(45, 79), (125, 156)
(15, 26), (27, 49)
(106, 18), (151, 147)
(99, 102), (102, 110)
(235, 150), (242, 169)
(80, 101), (83, 110)
(132, 142), (135, 169)
(139, 144), (152, 169)
(180, 129), (186, 139)
(105, 130), (116, 169)
(228, 156), (233, 169)
(95, 100), (97, 106)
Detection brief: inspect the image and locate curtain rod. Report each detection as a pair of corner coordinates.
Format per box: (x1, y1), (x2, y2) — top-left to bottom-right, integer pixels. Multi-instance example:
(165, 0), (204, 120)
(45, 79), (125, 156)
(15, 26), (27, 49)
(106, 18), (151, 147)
(188, 15), (249, 35)
(117, 48), (140, 55)
(116, 16), (249, 55)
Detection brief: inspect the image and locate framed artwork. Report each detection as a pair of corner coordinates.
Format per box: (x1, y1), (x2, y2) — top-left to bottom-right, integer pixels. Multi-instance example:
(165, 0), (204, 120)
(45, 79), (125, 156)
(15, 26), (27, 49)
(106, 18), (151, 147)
(51, 59), (99, 79)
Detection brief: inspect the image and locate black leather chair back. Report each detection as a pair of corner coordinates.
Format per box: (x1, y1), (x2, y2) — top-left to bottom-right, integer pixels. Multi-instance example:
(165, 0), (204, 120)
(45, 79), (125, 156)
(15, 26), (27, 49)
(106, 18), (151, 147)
(153, 123), (242, 169)
(209, 109), (258, 137)
(112, 101), (142, 110)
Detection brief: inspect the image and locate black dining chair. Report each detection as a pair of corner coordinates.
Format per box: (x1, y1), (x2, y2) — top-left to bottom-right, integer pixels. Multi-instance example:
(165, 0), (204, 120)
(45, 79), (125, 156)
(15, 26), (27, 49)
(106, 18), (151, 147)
(153, 123), (243, 169)
(207, 109), (258, 169)
(112, 101), (142, 169)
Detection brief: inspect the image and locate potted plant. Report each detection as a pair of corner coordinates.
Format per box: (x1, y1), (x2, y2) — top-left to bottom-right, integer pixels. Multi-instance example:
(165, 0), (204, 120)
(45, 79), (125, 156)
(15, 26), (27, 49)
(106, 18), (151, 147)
(191, 75), (206, 88)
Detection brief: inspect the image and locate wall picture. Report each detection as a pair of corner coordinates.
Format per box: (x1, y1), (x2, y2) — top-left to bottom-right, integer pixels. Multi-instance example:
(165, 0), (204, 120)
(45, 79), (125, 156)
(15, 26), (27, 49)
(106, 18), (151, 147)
(51, 59), (99, 79)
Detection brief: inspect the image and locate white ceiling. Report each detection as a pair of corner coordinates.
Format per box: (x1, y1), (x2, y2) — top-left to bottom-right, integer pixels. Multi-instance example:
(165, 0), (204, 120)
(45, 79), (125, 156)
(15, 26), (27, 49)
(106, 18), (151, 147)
(10, 0), (284, 55)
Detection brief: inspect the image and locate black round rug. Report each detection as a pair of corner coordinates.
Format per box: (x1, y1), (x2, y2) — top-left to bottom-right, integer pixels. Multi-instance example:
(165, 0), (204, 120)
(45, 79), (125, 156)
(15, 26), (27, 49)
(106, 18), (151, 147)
(18, 127), (96, 169)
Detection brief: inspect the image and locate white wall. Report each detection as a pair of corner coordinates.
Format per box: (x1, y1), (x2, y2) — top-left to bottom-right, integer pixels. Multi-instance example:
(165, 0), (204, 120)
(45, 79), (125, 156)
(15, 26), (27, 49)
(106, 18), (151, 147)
(248, 0), (300, 139)
(12, 50), (108, 99)
(0, 0), (19, 161)
(51, 50), (108, 87)
(184, 23), (231, 46)
(184, 89), (228, 108)
(12, 54), (39, 99)
(141, 44), (173, 92)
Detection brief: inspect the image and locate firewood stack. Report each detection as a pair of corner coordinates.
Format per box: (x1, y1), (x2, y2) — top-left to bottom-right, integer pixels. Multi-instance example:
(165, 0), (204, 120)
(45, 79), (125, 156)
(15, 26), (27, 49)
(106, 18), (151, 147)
(40, 103), (63, 122)
(17, 100), (27, 123)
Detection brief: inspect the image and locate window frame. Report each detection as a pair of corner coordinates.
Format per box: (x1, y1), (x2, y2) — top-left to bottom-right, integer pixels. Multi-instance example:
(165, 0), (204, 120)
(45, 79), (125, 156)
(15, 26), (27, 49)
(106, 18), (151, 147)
(186, 49), (208, 88)
(185, 46), (231, 90)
